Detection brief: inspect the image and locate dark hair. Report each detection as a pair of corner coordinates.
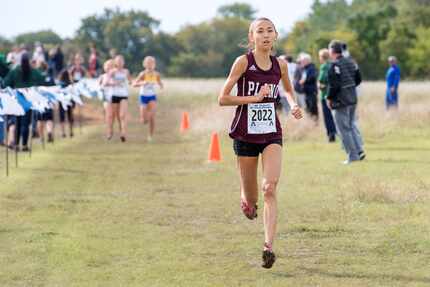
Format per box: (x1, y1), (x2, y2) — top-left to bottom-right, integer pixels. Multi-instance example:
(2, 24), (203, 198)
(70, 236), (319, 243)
(21, 53), (31, 82)
(329, 40), (343, 54)
(286, 55), (294, 63)
(58, 68), (71, 87)
(341, 43), (348, 52)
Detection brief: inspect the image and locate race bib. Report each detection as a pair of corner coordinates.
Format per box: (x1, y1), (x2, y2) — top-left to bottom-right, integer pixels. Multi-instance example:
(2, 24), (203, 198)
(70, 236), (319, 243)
(247, 103), (276, 134)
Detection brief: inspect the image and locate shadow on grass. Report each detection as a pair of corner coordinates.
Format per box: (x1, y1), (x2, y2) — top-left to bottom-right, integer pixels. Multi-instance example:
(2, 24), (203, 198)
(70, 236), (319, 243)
(20, 167), (87, 175)
(271, 272), (296, 278)
(367, 158), (430, 164)
(301, 267), (430, 284)
(368, 147), (430, 152)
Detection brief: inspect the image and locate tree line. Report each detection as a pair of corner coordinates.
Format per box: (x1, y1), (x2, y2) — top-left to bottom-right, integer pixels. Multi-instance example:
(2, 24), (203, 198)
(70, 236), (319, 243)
(1, 1), (429, 79)
(286, 0), (430, 79)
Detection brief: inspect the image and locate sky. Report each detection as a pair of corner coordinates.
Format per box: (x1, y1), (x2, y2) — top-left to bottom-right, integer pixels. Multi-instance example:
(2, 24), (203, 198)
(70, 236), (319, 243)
(2, 0), (315, 39)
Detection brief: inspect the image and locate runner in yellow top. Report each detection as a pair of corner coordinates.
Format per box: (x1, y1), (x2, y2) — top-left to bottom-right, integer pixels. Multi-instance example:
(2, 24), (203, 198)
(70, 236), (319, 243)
(132, 56), (163, 141)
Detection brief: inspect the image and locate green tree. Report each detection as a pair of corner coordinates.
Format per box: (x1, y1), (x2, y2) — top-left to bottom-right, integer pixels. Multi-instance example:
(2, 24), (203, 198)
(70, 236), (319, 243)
(285, 0), (352, 60)
(75, 8), (166, 73)
(347, 2), (397, 78)
(0, 36), (12, 55)
(379, 24), (415, 76)
(217, 2), (256, 20)
(169, 17), (250, 77)
(15, 30), (62, 46)
(308, 0), (349, 31)
(407, 27), (430, 77)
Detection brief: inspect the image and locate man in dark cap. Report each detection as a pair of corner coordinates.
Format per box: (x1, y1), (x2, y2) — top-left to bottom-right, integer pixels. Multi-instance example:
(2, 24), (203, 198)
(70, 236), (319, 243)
(327, 40), (365, 164)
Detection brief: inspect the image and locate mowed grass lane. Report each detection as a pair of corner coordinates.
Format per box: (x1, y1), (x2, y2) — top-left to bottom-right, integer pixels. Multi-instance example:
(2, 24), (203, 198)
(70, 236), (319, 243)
(0, 81), (429, 286)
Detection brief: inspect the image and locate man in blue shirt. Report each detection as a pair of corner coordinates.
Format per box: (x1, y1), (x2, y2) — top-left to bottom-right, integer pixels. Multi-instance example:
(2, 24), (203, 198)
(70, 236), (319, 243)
(385, 56), (400, 109)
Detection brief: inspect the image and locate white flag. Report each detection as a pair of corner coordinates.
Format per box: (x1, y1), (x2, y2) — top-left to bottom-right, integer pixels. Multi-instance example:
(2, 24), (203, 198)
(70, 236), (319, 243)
(0, 89), (25, 116)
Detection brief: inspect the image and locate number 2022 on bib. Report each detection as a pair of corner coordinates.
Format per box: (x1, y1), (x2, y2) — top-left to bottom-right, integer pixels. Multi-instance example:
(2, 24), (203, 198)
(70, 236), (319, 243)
(247, 103), (276, 134)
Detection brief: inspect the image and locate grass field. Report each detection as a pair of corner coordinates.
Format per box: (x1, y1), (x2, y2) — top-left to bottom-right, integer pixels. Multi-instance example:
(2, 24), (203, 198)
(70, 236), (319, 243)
(1, 80), (429, 286)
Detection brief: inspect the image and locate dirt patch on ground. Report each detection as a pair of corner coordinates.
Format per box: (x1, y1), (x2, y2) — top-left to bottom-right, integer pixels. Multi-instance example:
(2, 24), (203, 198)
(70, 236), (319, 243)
(80, 101), (105, 124)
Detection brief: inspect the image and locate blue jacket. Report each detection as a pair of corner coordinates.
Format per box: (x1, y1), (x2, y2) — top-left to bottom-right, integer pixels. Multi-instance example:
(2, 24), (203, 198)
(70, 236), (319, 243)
(386, 65), (400, 89)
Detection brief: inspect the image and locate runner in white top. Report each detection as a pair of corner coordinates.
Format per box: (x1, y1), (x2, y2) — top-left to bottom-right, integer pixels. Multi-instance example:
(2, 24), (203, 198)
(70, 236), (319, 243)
(111, 55), (131, 142)
(99, 59), (115, 139)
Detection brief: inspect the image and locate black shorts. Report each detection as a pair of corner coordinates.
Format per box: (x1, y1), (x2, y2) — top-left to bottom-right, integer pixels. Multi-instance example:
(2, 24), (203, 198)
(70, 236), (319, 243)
(6, 115), (17, 127)
(233, 139), (283, 157)
(59, 102), (75, 123)
(36, 109), (54, 121)
(111, 96), (128, 104)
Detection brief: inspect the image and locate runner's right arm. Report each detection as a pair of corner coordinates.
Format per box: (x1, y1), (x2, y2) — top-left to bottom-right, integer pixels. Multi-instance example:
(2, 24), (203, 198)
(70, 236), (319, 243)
(218, 55), (266, 106)
(156, 72), (163, 90)
(132, 71), (146, 87)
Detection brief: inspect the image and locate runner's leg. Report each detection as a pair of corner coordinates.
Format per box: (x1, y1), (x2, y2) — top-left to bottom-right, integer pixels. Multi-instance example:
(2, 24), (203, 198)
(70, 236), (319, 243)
(119, 99), (128, 138)
(147, 101), (157, 137)
(261, 144), (282, 247)
(237, 156), (259, 211)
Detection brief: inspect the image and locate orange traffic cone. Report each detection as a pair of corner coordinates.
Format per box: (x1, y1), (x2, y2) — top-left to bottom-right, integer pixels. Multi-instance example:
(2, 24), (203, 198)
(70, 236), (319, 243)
(208, 132), (221, 162)
(180, 112), (190, 133)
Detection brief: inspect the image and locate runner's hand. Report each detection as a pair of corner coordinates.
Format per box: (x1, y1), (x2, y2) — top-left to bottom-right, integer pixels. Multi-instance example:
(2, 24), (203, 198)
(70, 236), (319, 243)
(253, 84), (270, 103)
(291, 104), (303, 119)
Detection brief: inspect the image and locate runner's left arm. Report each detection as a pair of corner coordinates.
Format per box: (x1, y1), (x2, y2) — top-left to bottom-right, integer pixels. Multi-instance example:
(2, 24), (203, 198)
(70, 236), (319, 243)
(278, 58), (302, 119)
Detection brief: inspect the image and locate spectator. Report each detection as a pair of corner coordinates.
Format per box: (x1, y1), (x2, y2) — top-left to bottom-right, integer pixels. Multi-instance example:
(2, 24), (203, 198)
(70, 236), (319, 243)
(327, 40), (365, 164)
(299, 53), (318, 121)
(88, 45), (100, 78)
(6, 46), (20, 67)
(32, 42), (46, 64)
(385, 56), (400, 109)
(69, 53), (87, 83)
(52, 45), (64, 76)
(293, 55), (305, 108)
(36, 61), (55, 143)
(57, 69), (75, 138)
(318, 48), (337, 142)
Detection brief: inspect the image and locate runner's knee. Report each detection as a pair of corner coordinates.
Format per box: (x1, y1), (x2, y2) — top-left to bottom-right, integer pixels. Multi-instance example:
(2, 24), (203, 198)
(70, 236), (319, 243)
(262, 179), (278, 198)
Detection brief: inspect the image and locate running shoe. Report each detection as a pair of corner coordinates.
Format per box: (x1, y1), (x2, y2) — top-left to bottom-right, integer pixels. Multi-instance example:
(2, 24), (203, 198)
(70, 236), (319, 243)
(240, 198), (257, 220)
(359, 151), (366, 161)
(120, 136), (126, 142)
(47, 133), (54, 143)
(262, 243), (276, 269)
(21, 146), (30, 152)
(8, 144), (17, 151)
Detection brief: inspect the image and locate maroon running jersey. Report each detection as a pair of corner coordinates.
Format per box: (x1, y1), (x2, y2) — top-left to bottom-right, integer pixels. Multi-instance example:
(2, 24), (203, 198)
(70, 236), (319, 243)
(229, 52), (282, 143)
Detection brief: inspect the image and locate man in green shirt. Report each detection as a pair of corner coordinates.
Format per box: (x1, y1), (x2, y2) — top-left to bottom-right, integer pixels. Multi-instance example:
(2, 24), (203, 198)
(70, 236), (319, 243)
(318, 48), (337, 142)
